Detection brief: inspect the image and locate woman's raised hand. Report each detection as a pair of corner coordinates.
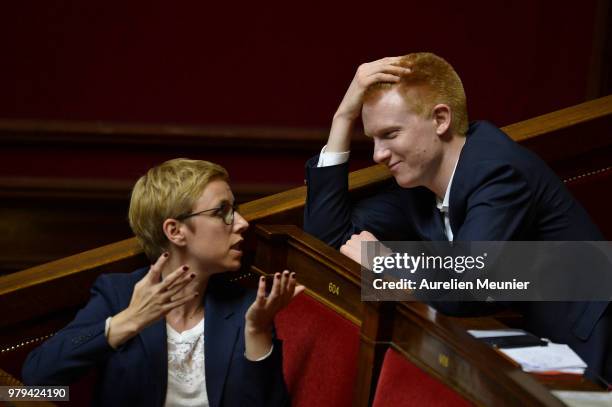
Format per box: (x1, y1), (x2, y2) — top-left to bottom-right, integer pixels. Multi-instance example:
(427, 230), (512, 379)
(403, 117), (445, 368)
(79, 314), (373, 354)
(243, 270), (304, 360)
(107, 253), (198, 348)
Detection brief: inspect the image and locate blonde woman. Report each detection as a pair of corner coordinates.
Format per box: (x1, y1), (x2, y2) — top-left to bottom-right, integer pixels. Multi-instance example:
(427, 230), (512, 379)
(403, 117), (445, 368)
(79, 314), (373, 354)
(24, 158), (301, 406)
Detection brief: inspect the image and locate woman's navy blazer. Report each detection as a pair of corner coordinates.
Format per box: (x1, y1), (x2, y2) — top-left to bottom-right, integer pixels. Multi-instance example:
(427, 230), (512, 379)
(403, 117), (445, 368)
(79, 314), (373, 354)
(22, 268), (289, 407)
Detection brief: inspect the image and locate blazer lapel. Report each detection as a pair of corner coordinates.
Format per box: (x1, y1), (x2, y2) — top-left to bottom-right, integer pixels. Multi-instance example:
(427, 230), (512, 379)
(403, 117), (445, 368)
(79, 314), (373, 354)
(204, 290), (240, 407)
(140, 319), (168, 406)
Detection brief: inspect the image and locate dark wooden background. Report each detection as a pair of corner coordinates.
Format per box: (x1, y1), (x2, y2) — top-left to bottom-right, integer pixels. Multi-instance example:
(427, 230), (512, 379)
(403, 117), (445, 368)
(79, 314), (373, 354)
(0, 1), (610, 273)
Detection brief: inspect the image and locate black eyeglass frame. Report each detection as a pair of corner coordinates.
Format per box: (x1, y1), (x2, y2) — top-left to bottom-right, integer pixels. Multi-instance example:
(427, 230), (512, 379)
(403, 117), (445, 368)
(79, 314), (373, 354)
(175, 202), (237, 225)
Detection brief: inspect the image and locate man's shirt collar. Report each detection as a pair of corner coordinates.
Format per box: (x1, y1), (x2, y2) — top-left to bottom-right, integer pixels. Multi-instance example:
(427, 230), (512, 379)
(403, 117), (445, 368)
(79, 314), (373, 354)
(436, 158), (460, 213)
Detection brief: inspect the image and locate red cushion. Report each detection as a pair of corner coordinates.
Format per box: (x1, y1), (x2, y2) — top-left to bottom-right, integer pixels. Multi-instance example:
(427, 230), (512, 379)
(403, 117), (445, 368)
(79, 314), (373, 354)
(275, 294), (360, 407)
(372, 348), (473, 407)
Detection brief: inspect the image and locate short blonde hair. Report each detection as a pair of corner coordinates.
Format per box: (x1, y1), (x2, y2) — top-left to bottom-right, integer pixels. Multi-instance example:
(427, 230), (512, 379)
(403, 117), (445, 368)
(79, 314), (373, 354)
(128, 158), (229, 261)
(364, 52), (469, 136)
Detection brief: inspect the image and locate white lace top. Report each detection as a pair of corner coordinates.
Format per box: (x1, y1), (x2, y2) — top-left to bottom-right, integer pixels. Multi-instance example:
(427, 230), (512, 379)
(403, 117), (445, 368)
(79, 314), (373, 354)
(164, 318), (209, 407)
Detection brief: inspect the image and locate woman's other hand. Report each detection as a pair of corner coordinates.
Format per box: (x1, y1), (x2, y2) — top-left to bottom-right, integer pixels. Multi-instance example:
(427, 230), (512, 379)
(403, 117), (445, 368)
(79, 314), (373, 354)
(244, 271), (304, 360)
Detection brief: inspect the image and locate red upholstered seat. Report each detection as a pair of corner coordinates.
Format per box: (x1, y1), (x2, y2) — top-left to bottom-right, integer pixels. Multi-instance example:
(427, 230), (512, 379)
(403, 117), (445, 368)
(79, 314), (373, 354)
(275, 293), (360, 407)
(372, 348), (473, 407)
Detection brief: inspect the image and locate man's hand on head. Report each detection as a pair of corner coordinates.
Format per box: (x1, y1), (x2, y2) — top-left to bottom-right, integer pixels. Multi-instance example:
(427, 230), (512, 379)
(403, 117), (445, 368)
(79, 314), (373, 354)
(327, 57), (411, 153)
(335, 57), (411, 122)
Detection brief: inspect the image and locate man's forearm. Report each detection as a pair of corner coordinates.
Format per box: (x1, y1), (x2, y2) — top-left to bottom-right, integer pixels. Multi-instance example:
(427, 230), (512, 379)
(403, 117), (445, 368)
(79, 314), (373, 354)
(326, 115), (357, 153)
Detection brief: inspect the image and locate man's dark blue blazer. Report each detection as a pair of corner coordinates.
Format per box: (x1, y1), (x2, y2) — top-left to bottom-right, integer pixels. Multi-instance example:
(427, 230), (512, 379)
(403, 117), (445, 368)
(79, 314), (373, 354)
(22, 268), (289, 407)
(304, 121), (611, 381)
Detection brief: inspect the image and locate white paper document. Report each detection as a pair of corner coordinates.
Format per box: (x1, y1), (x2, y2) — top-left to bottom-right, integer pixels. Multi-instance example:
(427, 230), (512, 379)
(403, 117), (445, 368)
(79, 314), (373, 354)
(500, 343), (587, 374)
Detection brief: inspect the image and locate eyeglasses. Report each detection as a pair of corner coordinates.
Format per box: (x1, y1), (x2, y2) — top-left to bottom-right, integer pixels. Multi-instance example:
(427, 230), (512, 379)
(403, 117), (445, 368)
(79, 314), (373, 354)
(176, 202), (237, 225)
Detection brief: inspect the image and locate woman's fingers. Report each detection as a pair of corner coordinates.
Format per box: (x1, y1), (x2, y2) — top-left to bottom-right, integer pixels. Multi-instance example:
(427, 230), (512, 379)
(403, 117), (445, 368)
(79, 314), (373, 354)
(244, 271), (304, 332)
(269, 272), (281, 300)
(283, 272), (304, 303)
(165, 268), (195, 292)
(128, 255), (202, 329)
(252, 271), (303, 312)
(256, 276), (267, 307)
(147, 252), (169, 283)
(271, 271), (302, 308)
(160, 265), (189, 291)
(283, 272), (305, 305)
(279, 270), (290, 298)
(286, 272), (297, 295)
(163, 272), (196, 301)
